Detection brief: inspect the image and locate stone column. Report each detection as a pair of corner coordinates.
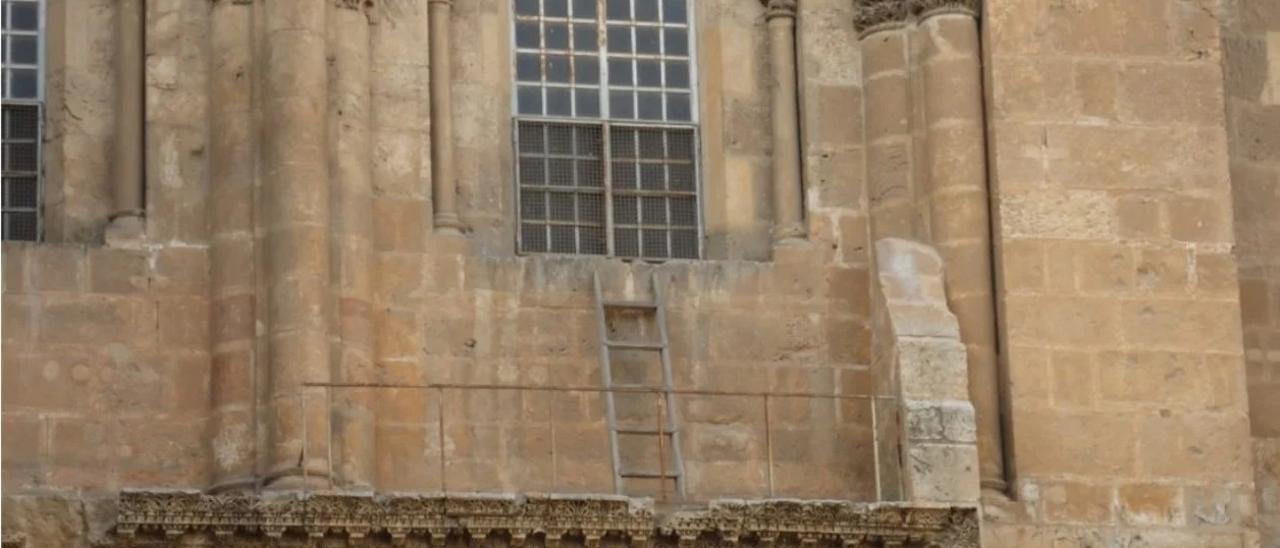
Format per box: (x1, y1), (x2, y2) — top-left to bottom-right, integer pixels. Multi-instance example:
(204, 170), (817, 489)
(105, 0), (146, 245)
(208, 0), (257, 493)
(428, 0), (465, 234)
(329, 0), (377, 491)
(856, 1), (915, 242)
(261, 0), (332, 490)
(917, 0), (1005, 494)
(762, 0), (805, 243)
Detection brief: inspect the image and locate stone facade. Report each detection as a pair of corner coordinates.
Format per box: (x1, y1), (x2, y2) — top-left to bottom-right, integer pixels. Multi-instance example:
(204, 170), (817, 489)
(0, 0), (1272, 547)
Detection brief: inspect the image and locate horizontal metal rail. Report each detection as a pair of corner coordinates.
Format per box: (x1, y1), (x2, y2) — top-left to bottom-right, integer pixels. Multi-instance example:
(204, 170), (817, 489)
(304, 381), (895, 401)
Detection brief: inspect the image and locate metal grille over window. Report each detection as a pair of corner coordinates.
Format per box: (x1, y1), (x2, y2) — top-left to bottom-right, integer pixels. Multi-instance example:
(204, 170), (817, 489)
(514, 0), (699, 260)
(3, 0), (43, 241)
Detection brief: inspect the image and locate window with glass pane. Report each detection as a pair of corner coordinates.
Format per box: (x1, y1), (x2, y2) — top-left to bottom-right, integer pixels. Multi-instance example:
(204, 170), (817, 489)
(2, 0), (43, 241)
(513, 0), (700, 260)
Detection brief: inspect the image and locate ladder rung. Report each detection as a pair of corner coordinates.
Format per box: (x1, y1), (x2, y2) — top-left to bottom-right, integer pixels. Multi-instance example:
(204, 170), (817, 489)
(617, 428), (678, 435)
(603, 300), (659, 309)
(619, 470), (681, 479)
(606, 340), (665, 350)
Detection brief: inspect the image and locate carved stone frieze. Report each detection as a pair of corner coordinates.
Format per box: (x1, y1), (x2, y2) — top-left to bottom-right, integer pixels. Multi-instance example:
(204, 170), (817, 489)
(853, 0), (979, 34)
(759, 0), (799, 20)
(111, 491), (978, 547)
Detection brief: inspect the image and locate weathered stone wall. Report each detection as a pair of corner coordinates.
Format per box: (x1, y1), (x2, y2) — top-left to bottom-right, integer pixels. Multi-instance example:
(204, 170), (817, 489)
(1222, 0), (1280, 545)
(982, 0), (1259, 546)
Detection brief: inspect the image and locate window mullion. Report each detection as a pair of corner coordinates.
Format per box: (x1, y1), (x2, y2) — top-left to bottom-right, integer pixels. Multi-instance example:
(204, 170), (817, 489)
(603, 121), (614, 256)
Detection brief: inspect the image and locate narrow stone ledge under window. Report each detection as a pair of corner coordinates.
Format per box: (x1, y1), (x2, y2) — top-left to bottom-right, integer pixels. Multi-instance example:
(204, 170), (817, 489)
(112, 491), (978, 547)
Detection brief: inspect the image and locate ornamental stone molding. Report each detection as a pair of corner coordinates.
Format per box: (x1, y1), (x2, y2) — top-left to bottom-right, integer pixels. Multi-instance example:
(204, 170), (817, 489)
(759, 0), (799, 20)
(853, 0), (979, 34)
(111, 491), (979, 547)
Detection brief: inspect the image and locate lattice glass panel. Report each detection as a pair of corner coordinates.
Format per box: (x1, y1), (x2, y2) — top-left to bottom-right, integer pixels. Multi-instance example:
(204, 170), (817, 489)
(609, 124), (698, 259)
(3, 0), (42, 100)
(2, 103), (40, 241)
(516, 120), (606, 255)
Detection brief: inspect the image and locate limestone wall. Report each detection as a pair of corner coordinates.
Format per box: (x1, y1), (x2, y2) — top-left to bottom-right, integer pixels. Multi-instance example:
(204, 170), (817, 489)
(1222, 0), (1280, 545)
(982, 0), (1259, 545)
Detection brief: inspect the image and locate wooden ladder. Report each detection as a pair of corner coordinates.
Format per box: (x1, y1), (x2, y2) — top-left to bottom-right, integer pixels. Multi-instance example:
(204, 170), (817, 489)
(593, 270), (686, 499)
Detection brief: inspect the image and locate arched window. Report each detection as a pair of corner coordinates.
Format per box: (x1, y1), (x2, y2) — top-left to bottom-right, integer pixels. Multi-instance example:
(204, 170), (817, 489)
(513, 0), (701, 259)
(2, 0), (43, 241)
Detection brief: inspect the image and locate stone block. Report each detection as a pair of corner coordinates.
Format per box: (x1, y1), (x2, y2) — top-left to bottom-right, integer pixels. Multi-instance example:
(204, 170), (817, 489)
(1119, 300), (1242, 353)
(1005, 296), (1121, 348)
(1116, 194), (1164, 240)
(3, 243), (28, 293)
(999, 190), (1115, 240)
(37, 295), (155, 346)
(151, 247), (209, 295)
(1117, 483), (1184, 526)
(30, 245), (86, 293)
(88, 248), (149, 294)
(1050, 350), (1096, 409)
(1167, 196), (1232, 243)
(904, 443), (979, 503)
(895, 337), (969, 401)
(1043, 481), (1115, 524)
(157, 297), (210, 349)
(1015, 411), (1136, 476)
(1118, 63), (1223, 126)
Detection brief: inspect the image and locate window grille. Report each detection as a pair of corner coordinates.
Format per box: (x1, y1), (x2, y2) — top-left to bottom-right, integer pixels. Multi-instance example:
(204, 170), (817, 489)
(2, 0), (43, 241)
(513, 0), (700, 260)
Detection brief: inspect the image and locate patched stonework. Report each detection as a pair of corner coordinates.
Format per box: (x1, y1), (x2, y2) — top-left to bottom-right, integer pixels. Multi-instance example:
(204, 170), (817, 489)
(112, 492), (978, 547)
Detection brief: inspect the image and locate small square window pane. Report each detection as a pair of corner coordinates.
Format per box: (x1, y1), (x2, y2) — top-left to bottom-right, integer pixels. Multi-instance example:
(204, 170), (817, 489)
(611, 128), (636, 157)
(614, 195), (639, 224)
(573, 24), (597, 51)
(545, 23), (570, 50)
(635, 27), (660, 54)
(515, 21), (540, 48)
(4, 211), (38, 241)
(613, 162), (637, 189)
(522, 223), (549, 252)
(640, 163), (665, 189)
(519, 158), (546, 185)
(10, 2), (38, 30)
(546, 55), (571, 82)
(637, 92), (663, 120)
(664, 28), (688, 56)
(665, 60), (689, 89)
(642, 197), (667, 224)
(516, 53), (541, 82)
(575, 89), (600, 117)
(668, 131), (694, 159)
(662, 0), (688, 23)
(572, 0), (597, 18)
(521, 190), (548, 220)
(549, 192), (575, 220)
(610, 90), (635, 119)
(669, 164), (695, 190)
(10, 68), (37, 99)
(548, 158), (575, 185)
(615, 228), (639, 257)
(11, 35), (37, 65)
(550, 225), (576, 253)
(637, 60), (661, 87)
(671, 230), (699, 258)
(579, 193), (604, 223)
(518, 123), (545, 153)
(671, 197), (697, 226)
(607, 25), (632, 53)
(608, 58), (632, 85)
(667, 93), (692, 121)
(581, 227), (607, 254)
(577, 159), (603, 187)
(515, 0), (540, 16)
(574, 55), (599, 84)
(7, 177), (37, 208)
(635, 0), (659, 21)
(545, 0), (569, 17)
(6, 143), (35, 171)
(639, 132), (664, 158)
(642, 229), (668, 258)
(606, 0), (631, 21)
(548, 125), (574, 153)
(517, 86), (543, 115)
(575, 125), (601, 154)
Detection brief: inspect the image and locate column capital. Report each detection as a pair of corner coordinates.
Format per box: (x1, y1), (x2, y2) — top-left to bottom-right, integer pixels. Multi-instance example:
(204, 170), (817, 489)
(911, 0), (979, 19)
(854, 0), (979, 34)
(759, 0), (798, 20)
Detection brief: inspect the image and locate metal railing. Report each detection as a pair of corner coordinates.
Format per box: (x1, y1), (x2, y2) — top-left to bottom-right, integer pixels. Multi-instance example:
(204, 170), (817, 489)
(299, 382), (899, 503)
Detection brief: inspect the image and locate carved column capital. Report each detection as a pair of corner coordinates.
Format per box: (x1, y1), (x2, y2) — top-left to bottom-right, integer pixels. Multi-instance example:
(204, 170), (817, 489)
(853, 0), (911, 34)
(910, 0), (979, 19)
(759, 0), (798, 20)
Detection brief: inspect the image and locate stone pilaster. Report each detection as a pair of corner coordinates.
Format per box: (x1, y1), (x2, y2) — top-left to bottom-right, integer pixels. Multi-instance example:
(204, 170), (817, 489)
(261, 0), (332, 490)
(916, 2), (1004, 495)
(761, 0), (805, 243)
(328, 0), (377, 492)
(208, 0), (257, 493)
(429, 0), (466, 235)
(857, 3), (915, 242)
(105, 0), (146, 246)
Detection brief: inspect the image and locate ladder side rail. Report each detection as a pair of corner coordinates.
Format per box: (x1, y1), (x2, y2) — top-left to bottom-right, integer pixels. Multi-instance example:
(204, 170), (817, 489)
(653, 272), (687, 497)
(594, 271), (624, 495)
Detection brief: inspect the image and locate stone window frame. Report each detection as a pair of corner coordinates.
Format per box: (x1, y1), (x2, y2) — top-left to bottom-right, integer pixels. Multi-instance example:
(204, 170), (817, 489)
(509, 0), (706, 260)
(1, 0), (45, 241)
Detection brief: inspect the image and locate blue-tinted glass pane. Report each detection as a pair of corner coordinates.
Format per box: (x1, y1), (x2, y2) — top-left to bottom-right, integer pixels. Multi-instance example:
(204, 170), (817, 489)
(515, 21), (540, 48)
(572, 0), (597, 18)
(516, 53), (541, 82)
(607, 0), (631, 20)
(636, 60), (661, 87)
(607, 26), (631, 53)
(664, 28), (688, 56)
(574, 55), (599, 84)
(662, 0), (687, 23)
(638, 91), (662, 120)
(547, 88), (572, 116)
(546, 55), (571, 82)
(667, 93), (691, 121)
(545, 0), (569, 17)
(635, 0), (659, 21)
(515, 0), (539, 16)
(610, 90), (635, 119)
(10, 68), (36, 98)
(517, 86), (543, 115)
(11, 35), (35, 64)
(608, 59), (632, 85)
(635, 27), (659, 54)
(665, 60), (689, 89)
(10, 2), (38, 31)
(573, 23), (597, 51)
(575, 89), (600, 117)
(545, 23), (569, 49)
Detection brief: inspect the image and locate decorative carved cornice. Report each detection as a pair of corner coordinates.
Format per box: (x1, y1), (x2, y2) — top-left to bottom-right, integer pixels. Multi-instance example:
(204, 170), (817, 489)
(854, 0), (979, 35)
(759, 0), (798, 20)
(111, 491), (979, 547)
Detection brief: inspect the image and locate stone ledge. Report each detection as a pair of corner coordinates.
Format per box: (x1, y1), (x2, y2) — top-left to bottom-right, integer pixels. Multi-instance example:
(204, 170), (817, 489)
(113, 490), (978, 547)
